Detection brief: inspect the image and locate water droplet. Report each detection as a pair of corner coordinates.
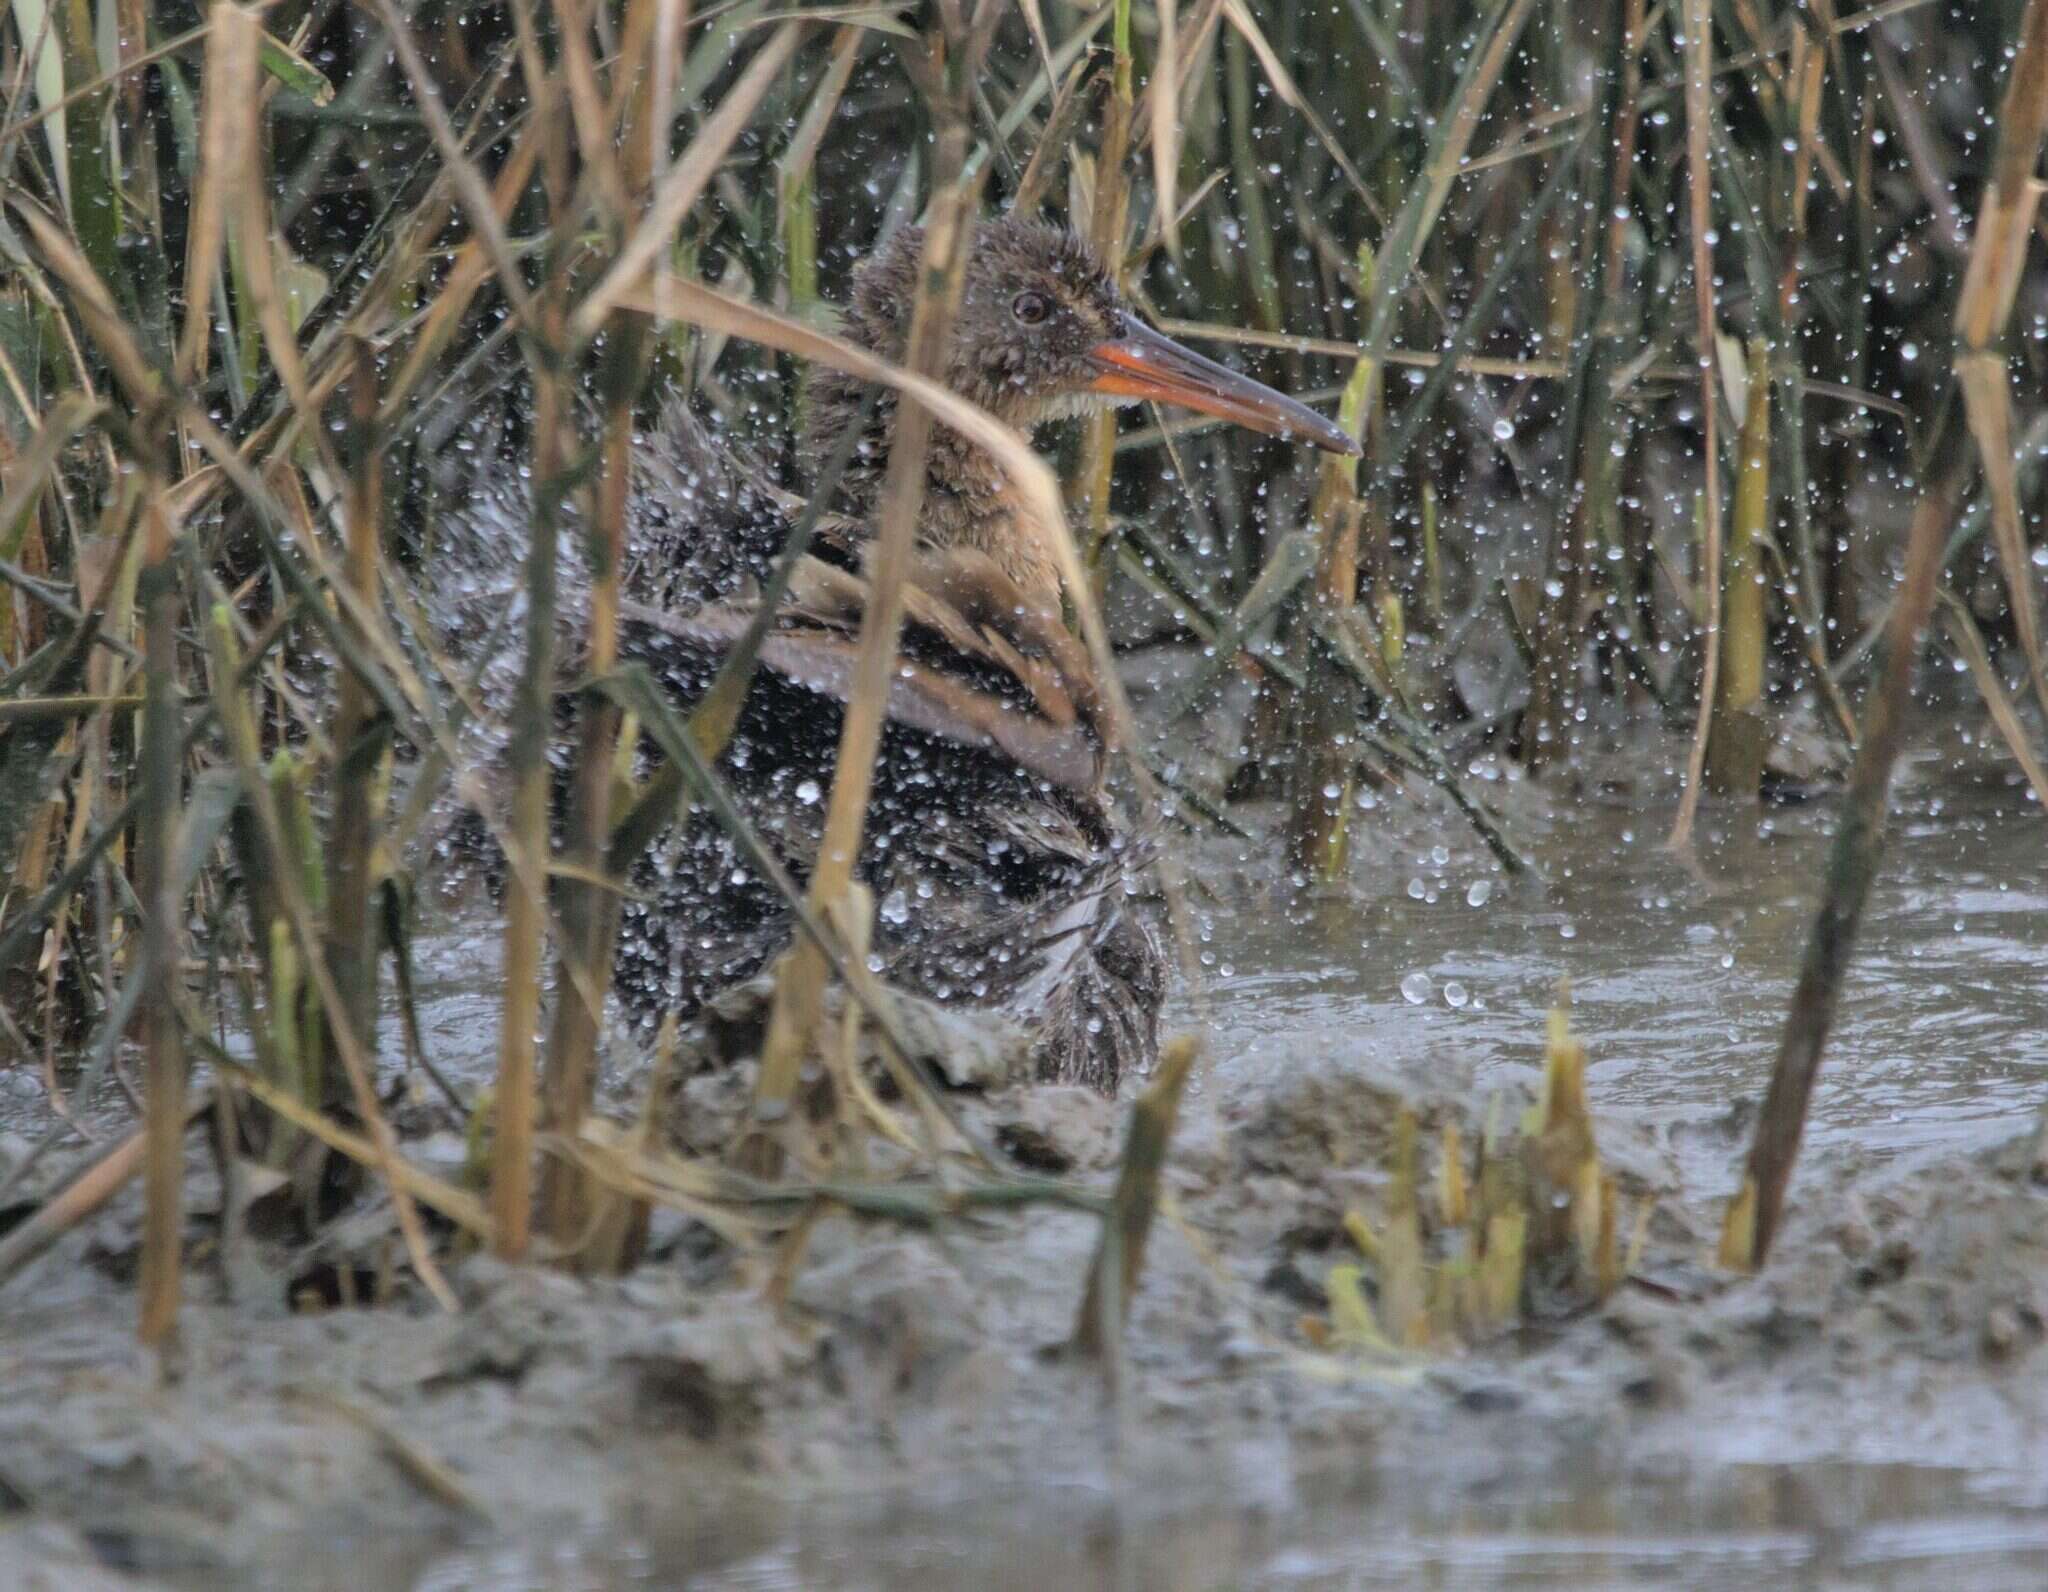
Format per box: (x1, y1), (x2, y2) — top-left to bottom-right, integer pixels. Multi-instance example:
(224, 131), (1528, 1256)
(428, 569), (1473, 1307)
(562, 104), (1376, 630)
(1466, 879), (1493, 907)
(879, 889), (910, 925)
(1443, 981), (1470, 1009)
(1490, 417), (1516, 443)
(795, 779), (821, 805)
(1400, 971), (1432, 1004)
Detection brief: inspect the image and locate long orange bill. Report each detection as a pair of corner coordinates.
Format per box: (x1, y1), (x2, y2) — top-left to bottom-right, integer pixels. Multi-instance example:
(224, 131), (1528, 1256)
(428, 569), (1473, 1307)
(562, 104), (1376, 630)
(1087, 315), (1360, 456)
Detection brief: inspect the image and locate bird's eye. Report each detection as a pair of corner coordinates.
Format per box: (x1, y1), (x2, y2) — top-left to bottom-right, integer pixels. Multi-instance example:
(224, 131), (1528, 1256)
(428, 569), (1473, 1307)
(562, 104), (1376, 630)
(1012, 291), (1051, 326)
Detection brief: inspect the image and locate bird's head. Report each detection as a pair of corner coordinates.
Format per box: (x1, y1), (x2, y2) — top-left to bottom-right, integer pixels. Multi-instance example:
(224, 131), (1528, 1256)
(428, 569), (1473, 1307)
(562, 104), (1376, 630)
(839, 217), (1359, 454)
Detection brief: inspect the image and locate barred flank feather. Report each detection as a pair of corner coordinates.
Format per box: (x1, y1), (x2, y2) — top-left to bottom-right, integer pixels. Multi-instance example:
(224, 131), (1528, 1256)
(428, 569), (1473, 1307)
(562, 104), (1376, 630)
(439, 396), (1163, 1092)
(616, 402), (1163, 1090)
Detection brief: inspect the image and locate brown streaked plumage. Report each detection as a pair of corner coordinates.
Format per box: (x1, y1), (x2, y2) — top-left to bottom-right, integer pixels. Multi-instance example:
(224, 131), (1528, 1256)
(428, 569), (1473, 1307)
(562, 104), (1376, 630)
(611, 218), (1355, 1090)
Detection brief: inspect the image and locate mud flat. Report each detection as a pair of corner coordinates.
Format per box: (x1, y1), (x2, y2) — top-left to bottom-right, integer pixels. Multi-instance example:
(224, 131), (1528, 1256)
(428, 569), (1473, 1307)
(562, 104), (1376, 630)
(4, 1042), (2047, 1588)
(6, 774), (2048, 1589)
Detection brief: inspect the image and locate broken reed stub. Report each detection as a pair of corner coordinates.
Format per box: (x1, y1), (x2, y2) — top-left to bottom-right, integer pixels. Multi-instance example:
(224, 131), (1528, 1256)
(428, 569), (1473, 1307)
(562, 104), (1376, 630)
(1073, 1035), (1200, 1357)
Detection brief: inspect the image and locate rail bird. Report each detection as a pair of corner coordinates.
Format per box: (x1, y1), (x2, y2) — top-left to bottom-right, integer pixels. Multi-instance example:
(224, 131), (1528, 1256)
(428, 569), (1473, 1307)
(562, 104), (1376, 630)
(611, 217), (1356, 1091)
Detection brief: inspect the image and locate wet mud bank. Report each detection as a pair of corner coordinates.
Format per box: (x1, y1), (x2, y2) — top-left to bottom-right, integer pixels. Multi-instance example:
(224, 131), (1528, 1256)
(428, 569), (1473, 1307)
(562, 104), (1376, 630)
(5, 1058), (2048, 1588)
(6, 768), (2048, 1588)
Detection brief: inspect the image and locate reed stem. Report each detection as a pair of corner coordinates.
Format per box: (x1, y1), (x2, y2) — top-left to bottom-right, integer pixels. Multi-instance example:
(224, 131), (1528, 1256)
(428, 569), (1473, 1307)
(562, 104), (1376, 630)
(1705, 336), (1772, 798)
(1074, 1035), (1198, 1358)
(1667, 0), (1725, 852)
(747, 34), (980, 1170)
(491, 36), (575, 1260)
(1727, 475), (1961, 1267)
(136, 479), (182, 1347)
(1073, 0), (1135, 580)
(326, 338), (384, 1061)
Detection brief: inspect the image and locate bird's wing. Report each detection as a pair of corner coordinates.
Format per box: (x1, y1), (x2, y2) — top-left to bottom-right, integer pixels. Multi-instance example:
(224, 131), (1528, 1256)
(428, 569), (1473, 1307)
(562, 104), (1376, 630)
(618, 544), (1107, 795)
(777, 545), (1105, 734)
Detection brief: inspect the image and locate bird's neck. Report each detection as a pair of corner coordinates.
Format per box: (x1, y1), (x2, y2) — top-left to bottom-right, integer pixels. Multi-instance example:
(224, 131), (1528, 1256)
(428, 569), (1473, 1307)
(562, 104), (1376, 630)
(804, 381), (1064, 598)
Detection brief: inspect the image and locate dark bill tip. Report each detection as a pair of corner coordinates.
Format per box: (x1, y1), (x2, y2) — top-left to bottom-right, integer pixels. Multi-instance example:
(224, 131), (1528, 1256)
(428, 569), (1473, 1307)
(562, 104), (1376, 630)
(1087, 316), (1360, 456)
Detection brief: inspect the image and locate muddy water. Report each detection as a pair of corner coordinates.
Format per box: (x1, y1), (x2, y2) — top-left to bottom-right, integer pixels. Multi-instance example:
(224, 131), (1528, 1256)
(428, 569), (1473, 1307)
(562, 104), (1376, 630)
(1201, 760), (2048, 1192)
(12, 757), (2043, 1589)
(312, 1460), (2048, 1590)
(332, 760), (2048, 1591)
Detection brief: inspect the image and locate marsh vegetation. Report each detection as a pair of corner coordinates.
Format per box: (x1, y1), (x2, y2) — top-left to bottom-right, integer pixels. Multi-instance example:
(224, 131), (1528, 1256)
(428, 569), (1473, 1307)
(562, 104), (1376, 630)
(2, 0), (2047, 1583)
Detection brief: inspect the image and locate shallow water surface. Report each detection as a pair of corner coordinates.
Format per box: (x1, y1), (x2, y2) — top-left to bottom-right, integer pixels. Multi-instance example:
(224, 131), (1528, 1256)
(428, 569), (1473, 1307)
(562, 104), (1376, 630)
(274, 1459), (2048, 1590)
(27, 768), (2043, 1592)
(379, 767), (2047, 1168)
(1198, 770), (2048, 1191)
(327, 767), (2048, 1591)
(383, 768), (2048, 1182)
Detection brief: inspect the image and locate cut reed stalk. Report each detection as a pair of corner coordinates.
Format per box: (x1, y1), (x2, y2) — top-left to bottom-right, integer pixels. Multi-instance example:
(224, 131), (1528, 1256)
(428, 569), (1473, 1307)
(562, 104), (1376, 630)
(1073, 1034), (1198, 1358)
(1316, 995), (1631, 1356)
